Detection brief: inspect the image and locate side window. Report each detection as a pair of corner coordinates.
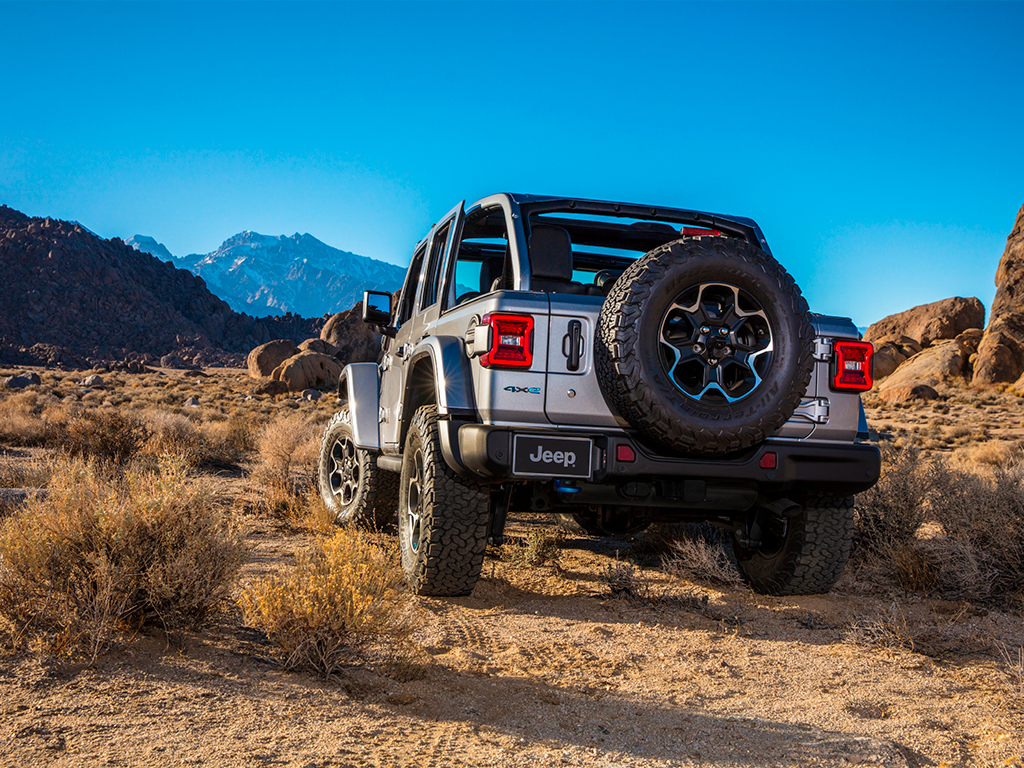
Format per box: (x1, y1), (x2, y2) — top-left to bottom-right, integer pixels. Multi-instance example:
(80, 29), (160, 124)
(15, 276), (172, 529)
(443, 205), (509, 310)
(397, 243), (427, 325)
(421, 221), (451, 309)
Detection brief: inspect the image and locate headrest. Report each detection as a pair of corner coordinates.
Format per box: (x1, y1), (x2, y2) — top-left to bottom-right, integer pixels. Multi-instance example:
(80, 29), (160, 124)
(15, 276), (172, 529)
(479, 256), (504, 293)
(529, 225), (573, 281)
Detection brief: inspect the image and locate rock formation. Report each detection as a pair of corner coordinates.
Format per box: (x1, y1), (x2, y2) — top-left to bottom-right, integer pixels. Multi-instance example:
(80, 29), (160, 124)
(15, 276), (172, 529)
(247, 339), (298, 379)
(320, 303), (381, 364)
(864, 297), (984, 347)
(972, 204), (1024, 385)
(877, 339), (968, 394)
(271, 351), (342, 392)
(0, 206), (326, 368)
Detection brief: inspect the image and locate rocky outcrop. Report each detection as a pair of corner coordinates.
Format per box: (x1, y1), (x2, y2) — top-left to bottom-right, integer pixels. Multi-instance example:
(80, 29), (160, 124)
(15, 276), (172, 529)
(271, 351), (342, 392)
(247, 339), (298, 379)
(864, 297), (984, 348)
(877, 339), (968, 393)
(0, 205), (327, 368)
(878, 383), (939, 405)
(972, 205), (1024, 385)
(297, 338), (338, 356)
(320, 304), (381, 364)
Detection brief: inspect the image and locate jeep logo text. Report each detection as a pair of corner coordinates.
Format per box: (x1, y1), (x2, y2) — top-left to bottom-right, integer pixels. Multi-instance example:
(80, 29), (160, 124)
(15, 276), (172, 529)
(529, 445), (576, 467)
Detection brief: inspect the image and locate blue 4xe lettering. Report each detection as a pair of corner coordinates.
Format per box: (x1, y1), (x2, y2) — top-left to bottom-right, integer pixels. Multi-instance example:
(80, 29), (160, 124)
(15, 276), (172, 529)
(504, 385), (541, 394)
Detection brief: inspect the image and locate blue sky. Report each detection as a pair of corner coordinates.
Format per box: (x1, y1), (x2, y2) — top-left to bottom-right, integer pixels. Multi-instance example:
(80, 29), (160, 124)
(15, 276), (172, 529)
(1, 0), (1022, 327)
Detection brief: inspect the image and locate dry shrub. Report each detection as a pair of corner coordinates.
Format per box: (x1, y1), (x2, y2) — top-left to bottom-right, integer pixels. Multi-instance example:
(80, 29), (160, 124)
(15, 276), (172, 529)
(239, 528), (414, 678)
(142, 411), (211, 467)
(0, 456), (52, 489)
(0, 457), (244, 658)
(599, 554), (652, 603)
(0, 392), (49, 446)
(928, 459), (1024, 597)
(246, 413), (320, 518)
(50, 408), (150, 465)
(855, 444), (930, 555)
(890, 543), (939, 592)
(663, 525), (743, 587)
(502, 527), (566, 567)
(962, 440), (1022, 468)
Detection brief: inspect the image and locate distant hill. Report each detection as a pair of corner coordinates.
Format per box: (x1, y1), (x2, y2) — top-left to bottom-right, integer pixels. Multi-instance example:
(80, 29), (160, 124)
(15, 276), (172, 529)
(129, 230), (406, 317)
(0, 206), (325, 368)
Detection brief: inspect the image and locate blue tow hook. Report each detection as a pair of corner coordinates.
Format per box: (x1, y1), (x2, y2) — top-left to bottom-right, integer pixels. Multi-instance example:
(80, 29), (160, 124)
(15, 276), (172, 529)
(554, 480), (581, 494)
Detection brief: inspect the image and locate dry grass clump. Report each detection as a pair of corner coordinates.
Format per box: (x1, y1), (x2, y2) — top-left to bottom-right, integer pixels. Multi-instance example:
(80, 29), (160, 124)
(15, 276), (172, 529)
(0, 456), (52, 489)
(662, 524), (743, 587)
(961, 440), (1023, 468)
(502, 527), (566, 567)
(50, 408), (150, 465)
(927, 459), (1024, 598)
(142, 411), (213, 467)
(239, 528), (415, 678)
(0, 392), (50, 446)
(599, 554), (653, 603)
(0, 457), (244, 658)
(245, 413), (321, 519)
(855, 444), (931, 555)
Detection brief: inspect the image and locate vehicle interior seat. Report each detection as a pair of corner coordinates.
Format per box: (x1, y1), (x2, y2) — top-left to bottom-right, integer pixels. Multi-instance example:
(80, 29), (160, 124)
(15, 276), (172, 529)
(527, 225), (589, 294)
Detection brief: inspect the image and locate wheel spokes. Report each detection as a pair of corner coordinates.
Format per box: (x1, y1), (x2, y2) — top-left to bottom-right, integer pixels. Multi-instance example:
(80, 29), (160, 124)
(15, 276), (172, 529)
(659, 282), (775, 404)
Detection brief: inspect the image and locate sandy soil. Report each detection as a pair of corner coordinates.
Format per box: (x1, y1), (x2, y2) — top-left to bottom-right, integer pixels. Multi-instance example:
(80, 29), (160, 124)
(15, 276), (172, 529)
(1, 371), (1023, 767)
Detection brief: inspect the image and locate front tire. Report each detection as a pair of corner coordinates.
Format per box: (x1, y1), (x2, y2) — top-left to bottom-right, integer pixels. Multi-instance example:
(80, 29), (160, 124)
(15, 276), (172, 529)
(318, 407), (398, 528)
(732, 494), (855, 595)
(399, 406), (491, 596)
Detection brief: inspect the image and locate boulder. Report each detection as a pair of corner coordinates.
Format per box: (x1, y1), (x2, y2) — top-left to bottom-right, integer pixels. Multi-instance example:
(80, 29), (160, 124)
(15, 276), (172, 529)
(871, 334), (923, 357)
(870, 342), (909, 380)
(247, 339), (297, 379)
(321, 304), (381, 364)
(879, 383), (939, 405)
(4, 374), (38, 389)
(251, 378), (289, 397)
(78, 374), (104, 387)
(183, 397), (200, 407)
(298, 338), (338, 356)
(955, 327), (984, 355)
(877, 339), (967, 393)
(973, 205), (1024, 385)
(301, 388), (322, 401)
(271, 351), (342, 392)
(864, 297), (984, 348)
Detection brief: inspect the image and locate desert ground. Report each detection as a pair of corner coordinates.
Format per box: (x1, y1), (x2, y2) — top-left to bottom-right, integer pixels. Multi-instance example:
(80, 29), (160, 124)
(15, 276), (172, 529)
(0, 367), (1022, 767)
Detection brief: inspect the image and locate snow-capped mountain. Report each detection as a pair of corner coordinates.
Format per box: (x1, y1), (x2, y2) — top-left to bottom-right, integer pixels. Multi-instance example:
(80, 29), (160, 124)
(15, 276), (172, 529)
(128, 230), (405, 317)
(125, 235), (174, 263)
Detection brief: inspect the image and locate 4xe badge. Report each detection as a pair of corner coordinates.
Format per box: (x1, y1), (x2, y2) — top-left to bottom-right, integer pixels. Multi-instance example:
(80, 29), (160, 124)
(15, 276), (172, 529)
(504, 385), (541, 394)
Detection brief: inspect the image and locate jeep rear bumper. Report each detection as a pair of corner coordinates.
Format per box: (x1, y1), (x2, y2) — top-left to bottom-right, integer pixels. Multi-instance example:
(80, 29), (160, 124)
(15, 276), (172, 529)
(441, 422), (881, 499)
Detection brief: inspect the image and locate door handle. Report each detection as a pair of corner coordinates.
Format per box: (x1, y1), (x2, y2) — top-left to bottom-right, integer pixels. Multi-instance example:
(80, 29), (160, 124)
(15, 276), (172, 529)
(561, 320), (583, 371)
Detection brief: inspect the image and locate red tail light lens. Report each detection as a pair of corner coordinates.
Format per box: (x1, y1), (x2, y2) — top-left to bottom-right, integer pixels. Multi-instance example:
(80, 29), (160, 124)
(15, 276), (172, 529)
(832, 340), (874, 392)
(479, 313), (534, 368)
(681, 227), (722, 237)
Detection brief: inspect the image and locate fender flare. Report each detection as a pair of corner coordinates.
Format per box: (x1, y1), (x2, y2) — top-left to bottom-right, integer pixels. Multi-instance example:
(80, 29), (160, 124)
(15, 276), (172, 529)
(403, 335), (476, 419)
(338, 363), (381, 451)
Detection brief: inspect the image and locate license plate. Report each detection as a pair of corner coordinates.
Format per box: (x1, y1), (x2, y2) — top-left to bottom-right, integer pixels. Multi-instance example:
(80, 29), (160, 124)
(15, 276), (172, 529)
(512, 435), (593, 478)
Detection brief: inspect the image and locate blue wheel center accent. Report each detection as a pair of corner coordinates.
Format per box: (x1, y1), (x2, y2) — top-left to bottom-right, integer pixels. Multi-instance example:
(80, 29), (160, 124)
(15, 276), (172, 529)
(659, 282), (774, 404)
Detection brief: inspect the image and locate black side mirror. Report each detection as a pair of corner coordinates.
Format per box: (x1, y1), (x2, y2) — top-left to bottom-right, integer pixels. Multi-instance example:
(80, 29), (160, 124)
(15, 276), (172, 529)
(362, 290), (396, 336)
(362, 290), (392, 324)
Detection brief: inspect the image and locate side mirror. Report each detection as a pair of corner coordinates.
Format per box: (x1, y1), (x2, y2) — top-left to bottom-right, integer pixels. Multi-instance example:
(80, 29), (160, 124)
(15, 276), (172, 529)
(362, 290), (392, 326)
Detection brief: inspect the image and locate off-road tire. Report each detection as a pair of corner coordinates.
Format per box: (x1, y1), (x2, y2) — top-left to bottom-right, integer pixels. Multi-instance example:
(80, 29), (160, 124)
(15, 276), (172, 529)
(732, 494), (855, 595)
(595, 236), (814, 455)
(399, 406), (491, 596)
(318, 407), (398, 528)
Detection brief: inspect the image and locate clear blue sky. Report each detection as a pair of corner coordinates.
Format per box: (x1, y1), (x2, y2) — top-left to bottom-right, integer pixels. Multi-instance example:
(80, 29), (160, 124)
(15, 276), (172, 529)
(2, 1), (1022, 327)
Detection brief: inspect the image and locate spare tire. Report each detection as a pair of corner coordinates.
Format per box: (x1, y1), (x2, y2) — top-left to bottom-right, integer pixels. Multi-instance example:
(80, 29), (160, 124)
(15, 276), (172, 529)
(595, 236), (814, 455)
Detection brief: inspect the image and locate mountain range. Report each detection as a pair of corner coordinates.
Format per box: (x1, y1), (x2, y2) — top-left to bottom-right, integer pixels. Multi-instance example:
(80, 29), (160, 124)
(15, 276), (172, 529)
(127, 231), (405, 317)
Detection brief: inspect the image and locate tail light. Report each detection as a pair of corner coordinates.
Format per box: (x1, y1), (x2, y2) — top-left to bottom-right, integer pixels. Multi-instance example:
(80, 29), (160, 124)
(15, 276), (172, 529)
(681, 227), (722, 236)
(479, 313), (534, 368)
(832, 340), (874, 392)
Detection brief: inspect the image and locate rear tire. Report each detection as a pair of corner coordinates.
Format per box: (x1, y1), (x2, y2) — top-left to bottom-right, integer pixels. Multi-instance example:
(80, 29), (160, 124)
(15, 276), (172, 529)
(399, 406), (491, 596)
(318, 407), (398, 528)
(732, 494), (855, 595)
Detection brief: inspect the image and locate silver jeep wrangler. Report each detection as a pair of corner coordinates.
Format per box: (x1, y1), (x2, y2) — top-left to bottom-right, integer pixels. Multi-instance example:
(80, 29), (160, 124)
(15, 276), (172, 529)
(318, 193), (881, 597)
